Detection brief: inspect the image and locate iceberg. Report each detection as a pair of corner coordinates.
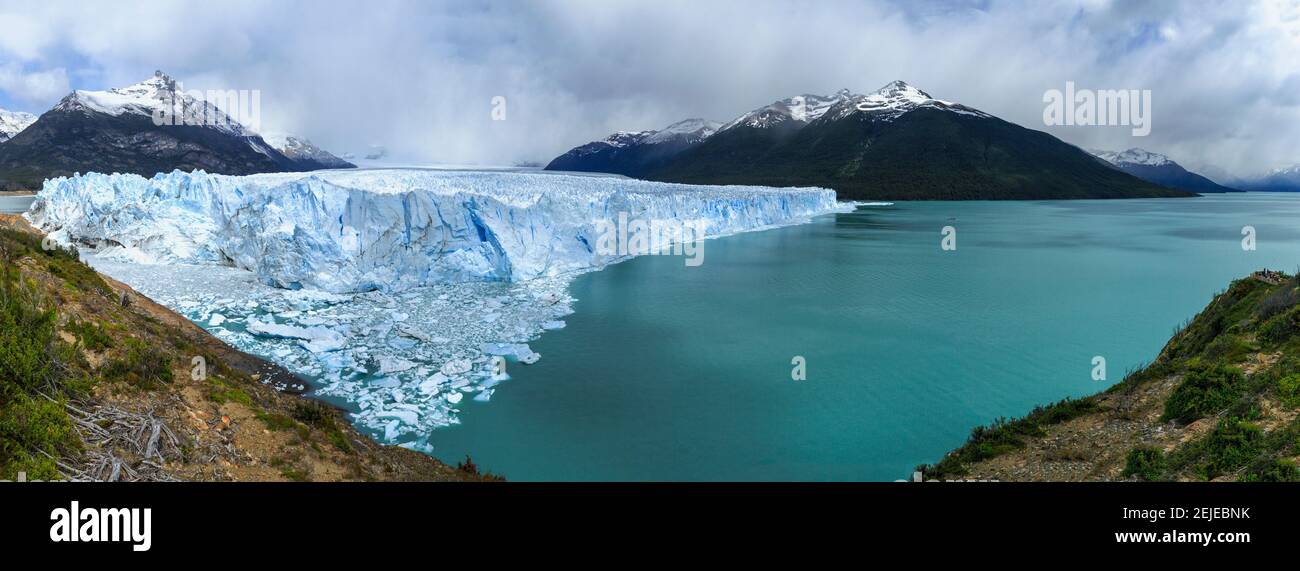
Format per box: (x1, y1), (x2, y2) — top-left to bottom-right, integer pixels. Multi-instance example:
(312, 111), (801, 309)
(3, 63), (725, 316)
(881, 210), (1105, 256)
(26, 169), (842, 294)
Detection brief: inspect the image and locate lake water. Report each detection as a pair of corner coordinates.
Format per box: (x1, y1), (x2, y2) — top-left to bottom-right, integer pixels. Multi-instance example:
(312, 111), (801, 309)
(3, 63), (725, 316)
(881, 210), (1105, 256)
(0, 195), (35, 214)
(425, 193), (1300, 481)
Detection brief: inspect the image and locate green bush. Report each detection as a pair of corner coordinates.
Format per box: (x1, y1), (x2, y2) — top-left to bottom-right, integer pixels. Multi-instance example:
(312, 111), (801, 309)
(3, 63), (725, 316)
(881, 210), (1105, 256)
(1279, 374), (1300, 409)
(1162, 364), (1244, 424)
(102, 338), (174, 389)
(0, 268), (57, 397)
(1259, 307), (1300, 344)
(0, 396), (79, 480)
(1241, 458), (1300, 482)
(1202, 334), (1252, 363)
(1122, 446), (1166, 481)
(66, 317), (114, 352)
(291, 401), (336, 429)
(1203, 418), (1263, 479)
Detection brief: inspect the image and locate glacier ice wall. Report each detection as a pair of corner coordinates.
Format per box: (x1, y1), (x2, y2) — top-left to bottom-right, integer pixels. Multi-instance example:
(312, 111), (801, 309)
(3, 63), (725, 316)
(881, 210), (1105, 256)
(27, 169), (841, 293)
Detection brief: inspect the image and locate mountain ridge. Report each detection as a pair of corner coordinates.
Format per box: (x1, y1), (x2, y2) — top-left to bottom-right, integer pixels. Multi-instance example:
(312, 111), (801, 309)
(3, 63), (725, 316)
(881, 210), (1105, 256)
(1090, 147), (1241, 193)
(0, 71), (352, 191)
(549, 80), (1190, 200)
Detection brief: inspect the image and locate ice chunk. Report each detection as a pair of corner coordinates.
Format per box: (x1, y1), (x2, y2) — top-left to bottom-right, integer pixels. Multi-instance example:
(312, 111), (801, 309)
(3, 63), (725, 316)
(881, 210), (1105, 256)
(440, 359), (473, 376)
(378, 357), (417, 374)
(481, 342), (540, 364)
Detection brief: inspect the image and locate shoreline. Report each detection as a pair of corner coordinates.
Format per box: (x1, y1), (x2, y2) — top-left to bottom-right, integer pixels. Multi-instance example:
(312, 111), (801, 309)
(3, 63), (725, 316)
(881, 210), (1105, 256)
(0, 213), (491, 481)
(923, 270), (1300, 482)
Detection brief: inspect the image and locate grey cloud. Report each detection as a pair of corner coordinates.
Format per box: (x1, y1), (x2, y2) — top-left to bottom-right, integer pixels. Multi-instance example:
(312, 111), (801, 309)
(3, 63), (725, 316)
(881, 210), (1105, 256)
(0, 0), (1295, 176)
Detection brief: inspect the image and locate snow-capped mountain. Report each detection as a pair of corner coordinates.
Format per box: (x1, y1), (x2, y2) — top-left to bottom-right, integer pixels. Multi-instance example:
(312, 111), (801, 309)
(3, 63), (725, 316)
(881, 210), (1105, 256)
(545, 118), (721, 177)
(261, 132), (355, 170)
(1089, 148), (1240, 193)
(1237, 164), (1300, 192)
(1091, 148), (1172, 167)
(53, 71), (252, 136)
(0, 71), (350, 191)
(644, 118), (722, 145)
(716, 90), (856, 133)
(822, 80), (990, 124)
(634, 80), (1186, 200)
(0, 109), (37, 143)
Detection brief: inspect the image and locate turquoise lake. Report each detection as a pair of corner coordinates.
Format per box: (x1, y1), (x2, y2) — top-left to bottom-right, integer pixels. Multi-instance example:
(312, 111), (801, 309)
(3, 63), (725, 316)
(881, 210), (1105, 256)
(420, 193), (1300, 481)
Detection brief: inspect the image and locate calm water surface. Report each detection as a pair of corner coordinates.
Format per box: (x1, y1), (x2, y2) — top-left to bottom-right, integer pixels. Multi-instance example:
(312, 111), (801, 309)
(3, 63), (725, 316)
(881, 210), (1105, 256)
(0, 195), (35, 214)
(426, 194), (1300, 480)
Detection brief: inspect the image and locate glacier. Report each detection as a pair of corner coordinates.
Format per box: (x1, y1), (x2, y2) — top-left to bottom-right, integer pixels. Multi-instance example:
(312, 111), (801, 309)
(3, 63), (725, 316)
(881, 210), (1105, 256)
(27, 168), (841, 293)
(28, 168), (845, 451)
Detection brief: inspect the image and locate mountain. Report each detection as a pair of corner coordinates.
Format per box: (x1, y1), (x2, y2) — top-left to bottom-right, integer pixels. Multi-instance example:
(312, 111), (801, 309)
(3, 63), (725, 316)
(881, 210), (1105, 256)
(549, 81), (1190, 200)
(1237, 165), (1300, 192)
(0, 109), (37, 143)
(0, 72), (349, 191)
(546, 118), (722, 177)
(1090, 148), (1241, 193)
(261, 132), (355, 170)
(641, 81), (1190, 200)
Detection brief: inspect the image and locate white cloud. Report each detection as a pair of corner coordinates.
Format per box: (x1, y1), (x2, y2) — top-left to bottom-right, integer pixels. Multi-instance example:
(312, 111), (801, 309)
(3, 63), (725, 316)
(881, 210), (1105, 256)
(0, 0), (1295, 176)
(0, 63), (70, 104)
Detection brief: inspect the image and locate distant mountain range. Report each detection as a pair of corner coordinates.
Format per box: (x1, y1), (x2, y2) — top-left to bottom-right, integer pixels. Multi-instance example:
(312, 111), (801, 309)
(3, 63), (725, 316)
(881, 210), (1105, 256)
(1089, 148), (1241, 193)
(1235, 165), (1300, 192)
(546, 118), (721, 177)
(0, 109), (37, 143)
(547, 80), (1191, 200)
(0, 71), (352, 191)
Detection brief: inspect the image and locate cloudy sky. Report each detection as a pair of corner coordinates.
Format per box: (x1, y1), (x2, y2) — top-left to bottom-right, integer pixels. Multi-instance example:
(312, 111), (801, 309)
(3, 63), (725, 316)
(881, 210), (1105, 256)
(0, 0), (1297, 178)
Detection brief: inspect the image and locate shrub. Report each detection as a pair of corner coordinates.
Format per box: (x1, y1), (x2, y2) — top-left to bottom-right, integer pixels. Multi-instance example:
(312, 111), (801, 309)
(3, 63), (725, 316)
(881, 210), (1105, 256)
(1259, 307), (1300, 344)
(1122, 446), (1166, 481)
(1279, 374), (1300, 410)
(102, 338), (174, 389)
(66, 317), (114, 352)
(1241, 459), (1300, 482)
(1257, 276), (1300, 320)
(0, 396), (79, 479)
(0, 267), (57, 397)
(291, 401), (336, 429)
(1203, 418), (1263, 479)
(1202, 334), (1252, 363)
(1162, 364), (1244, 424)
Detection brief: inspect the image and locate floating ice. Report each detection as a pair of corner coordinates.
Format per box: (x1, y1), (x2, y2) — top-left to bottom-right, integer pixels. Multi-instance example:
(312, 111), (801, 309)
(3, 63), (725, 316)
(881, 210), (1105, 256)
(482, 342), (541, 364)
